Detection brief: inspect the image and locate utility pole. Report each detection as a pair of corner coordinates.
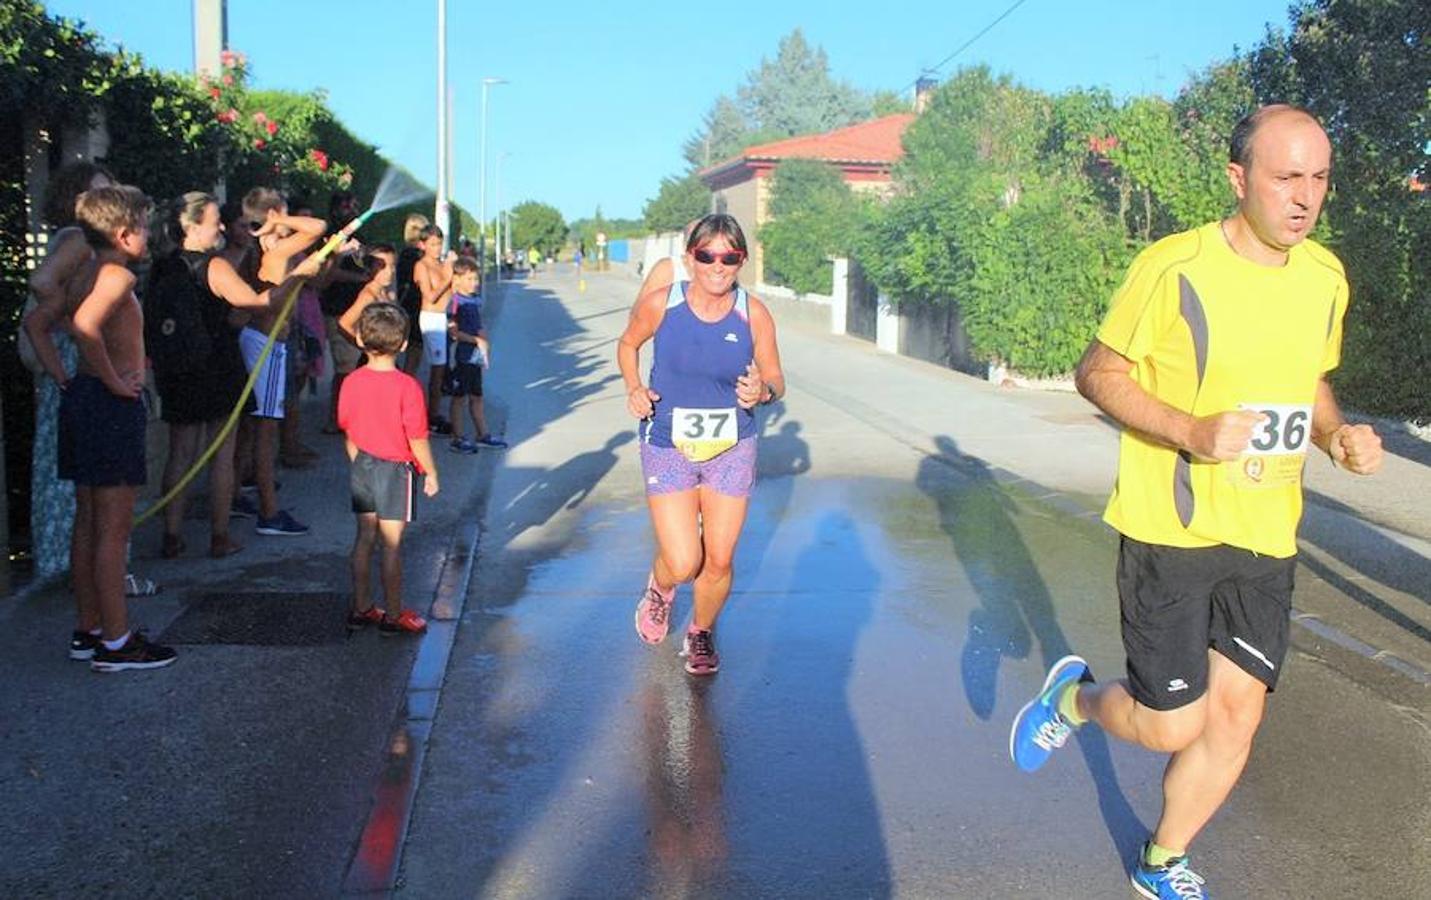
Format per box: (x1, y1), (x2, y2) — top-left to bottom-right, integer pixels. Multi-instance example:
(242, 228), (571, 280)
(192, 0), (227, 77)
(435, 0), (450, 252)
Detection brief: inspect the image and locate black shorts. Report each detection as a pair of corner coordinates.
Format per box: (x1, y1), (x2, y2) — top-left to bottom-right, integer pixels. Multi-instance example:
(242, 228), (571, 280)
(1117, 535), (1295, 711)
(350, 451), (417, 522)
(442, 362), (483, 397)
(57, 374), (147, 487)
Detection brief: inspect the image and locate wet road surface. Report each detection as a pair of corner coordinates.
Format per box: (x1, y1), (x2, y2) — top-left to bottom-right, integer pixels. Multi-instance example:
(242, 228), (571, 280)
(395, 269), (1429, 897)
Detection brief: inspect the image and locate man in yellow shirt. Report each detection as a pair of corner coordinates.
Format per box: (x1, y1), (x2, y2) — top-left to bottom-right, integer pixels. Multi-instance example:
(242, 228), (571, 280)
(1010, 105), (1383, 899)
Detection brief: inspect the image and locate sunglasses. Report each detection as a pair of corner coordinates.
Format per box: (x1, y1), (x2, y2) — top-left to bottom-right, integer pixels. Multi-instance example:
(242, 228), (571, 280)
(692, 248), (745, 266)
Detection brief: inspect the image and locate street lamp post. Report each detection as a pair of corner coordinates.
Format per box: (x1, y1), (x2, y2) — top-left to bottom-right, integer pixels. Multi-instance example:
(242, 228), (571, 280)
(478, 76), (506, 277)
(435, 0), (450, 253)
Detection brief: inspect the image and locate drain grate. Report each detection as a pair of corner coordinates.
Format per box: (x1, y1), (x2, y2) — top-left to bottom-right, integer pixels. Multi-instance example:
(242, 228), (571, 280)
(159, 592), (349, 646)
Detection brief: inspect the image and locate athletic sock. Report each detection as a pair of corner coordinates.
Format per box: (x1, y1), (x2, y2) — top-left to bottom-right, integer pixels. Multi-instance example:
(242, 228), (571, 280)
(102, 631), (131, 651)
(1143, 841), (1185, 868)
(1056, 682), (1087, 726)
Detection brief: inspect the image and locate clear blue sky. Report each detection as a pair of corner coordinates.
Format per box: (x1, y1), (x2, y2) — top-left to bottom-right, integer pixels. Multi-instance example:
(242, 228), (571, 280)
(45, 0), (1294, 223)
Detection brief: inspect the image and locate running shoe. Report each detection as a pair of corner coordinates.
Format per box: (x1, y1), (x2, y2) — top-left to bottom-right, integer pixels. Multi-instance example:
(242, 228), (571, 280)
(255, 509), (309, 536)
(682, 628), (720, 676)
(1130, 844), (1210, 899)
(379, 609), (428, 637)
(91, 631), (177, 673)
(347, 606), (385, 631)
(449, 437), (480, 454)
(230, 494), (259, 519)
(1009, 654), (1091, 773)
(476, 435), (509, 449)
(69, 630), (101, 661)
(634, 574), (675, 644)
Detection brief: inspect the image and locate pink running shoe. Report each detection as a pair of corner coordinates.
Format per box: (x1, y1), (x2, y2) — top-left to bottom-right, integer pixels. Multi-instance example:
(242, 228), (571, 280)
(682, 628), (720, 676)
(635, 574), (675, 644)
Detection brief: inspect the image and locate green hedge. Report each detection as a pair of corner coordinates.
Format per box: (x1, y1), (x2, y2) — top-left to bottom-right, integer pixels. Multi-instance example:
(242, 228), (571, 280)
(851, 0), (1426, 420)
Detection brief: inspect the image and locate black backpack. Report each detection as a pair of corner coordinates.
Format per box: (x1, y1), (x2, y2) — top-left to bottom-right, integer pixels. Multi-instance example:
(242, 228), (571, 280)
(145, 253), (214, 377)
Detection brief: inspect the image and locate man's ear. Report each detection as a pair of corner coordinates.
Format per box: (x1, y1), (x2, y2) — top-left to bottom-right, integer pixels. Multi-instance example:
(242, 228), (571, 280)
(1226, 161), (1248, 201)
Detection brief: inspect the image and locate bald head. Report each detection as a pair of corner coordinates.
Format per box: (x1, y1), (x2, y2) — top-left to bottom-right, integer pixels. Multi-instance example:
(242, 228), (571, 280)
(1229, 104), (1326, 168)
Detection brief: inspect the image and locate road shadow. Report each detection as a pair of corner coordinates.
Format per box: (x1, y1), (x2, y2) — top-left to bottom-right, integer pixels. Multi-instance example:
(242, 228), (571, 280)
(740, 511), (890, 896)
(916, 434), (1146, 858)
(496, 432), (635, 556)
(740, 404), (811, 583)
(1298, 490), (1431, 643)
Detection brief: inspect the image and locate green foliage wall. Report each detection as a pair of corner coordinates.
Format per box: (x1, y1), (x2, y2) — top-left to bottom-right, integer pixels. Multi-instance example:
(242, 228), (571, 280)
(759, 159), (865, 295)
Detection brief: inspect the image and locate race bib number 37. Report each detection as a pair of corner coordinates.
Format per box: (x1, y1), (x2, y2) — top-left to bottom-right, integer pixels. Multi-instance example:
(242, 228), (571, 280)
(672, 406), (737, 462)
(1227, 403), (1312, 489)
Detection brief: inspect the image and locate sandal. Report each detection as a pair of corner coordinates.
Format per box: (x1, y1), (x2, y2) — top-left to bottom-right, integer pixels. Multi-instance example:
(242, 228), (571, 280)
(124, 573), (162, 597)
(209, 535), (244, 559)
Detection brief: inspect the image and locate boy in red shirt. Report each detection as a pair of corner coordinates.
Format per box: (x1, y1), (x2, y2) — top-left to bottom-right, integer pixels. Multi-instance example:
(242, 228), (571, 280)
(337, 302), (439, 635)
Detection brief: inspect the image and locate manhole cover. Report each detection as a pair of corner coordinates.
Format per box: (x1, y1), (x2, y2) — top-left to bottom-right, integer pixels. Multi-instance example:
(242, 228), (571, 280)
(159, 592), (349, 646)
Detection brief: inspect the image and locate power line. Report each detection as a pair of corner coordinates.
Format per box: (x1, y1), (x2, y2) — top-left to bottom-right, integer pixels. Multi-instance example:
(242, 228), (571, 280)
(902, 0), (1035, 94)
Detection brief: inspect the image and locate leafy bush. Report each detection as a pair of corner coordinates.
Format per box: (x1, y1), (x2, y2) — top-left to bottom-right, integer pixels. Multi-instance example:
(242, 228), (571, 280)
(759, 159), (865, 294)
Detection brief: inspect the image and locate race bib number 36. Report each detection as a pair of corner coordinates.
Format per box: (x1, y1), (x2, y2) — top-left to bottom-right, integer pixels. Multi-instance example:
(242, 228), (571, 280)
(1227, 403), (1312, 489)
(672, 406), (737, 462)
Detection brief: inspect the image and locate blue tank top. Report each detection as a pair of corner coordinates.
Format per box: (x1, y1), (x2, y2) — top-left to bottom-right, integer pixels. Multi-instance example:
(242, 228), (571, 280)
(640, 281), (756, 450)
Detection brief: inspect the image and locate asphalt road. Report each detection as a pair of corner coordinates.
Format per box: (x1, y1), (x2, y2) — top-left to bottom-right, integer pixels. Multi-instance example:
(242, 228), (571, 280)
(395, 266), (1430, 898)
(3, 263), (1424, 898)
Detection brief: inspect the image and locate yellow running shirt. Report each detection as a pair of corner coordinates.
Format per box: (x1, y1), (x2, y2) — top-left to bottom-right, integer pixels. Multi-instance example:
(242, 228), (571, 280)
(1098, 222), (1348, 558)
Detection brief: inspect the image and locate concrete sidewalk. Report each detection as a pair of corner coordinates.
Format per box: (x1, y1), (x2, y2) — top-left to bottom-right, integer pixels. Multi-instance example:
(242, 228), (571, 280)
(0, 340), (504, 896)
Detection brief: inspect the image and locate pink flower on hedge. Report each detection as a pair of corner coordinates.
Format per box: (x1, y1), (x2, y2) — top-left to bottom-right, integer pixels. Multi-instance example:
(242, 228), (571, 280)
(220, 50), (236, 67)
(209, 87), (221, 99)
(337, 171), (353, 189)
(1087, 135), (1120, 156)
(310, 149), (330, 171)
(222, 74), (234, 86)
(254, 138), (267, 150)
(265, 120), (278, 136)
(252, 111), (268, 125)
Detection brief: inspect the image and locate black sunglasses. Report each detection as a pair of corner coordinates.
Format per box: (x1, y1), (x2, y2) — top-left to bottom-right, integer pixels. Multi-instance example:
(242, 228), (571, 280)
(692, 248), (745, 265)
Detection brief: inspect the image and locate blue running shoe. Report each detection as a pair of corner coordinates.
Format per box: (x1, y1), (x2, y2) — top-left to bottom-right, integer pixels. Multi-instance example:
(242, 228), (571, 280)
(1130, 844), (1209, 899)
(1009, 654), (1090, 772)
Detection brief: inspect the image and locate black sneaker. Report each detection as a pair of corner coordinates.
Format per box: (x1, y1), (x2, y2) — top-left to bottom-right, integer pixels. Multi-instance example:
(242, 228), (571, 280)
(69, 630), (102, 661)
(91, 632), (177, 673)
(255, 509), (309, 536)
(430, 418), (453, 436)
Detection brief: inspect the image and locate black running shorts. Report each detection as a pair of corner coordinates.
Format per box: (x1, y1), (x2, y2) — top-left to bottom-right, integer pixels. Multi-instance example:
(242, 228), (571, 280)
(1116, 535), (1295, 711)
(350, 451), (417, 522)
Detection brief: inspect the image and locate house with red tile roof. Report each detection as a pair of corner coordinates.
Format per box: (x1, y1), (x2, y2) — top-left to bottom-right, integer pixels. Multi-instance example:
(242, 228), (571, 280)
(698, 112), (915, 285)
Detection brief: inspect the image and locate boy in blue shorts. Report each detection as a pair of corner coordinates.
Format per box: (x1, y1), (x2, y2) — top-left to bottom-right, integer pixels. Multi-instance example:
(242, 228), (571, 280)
(444, 257), (507, 452)
(338, 303), (439, 635)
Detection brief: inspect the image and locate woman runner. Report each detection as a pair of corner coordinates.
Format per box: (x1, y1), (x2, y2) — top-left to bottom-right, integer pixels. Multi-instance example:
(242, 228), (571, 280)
(616, 214), (785, 675)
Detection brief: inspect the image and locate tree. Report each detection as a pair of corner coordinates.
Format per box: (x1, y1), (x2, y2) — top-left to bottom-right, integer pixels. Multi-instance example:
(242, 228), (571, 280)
(759, 159), (865, 294)
(737, 29), (870, 139)
(1246, 0), (1429, 420)
(683, 96), (750, 170)
(509, 201), (567, 257)
(642, 173), (709, 233)
(682, 29), (877, 173)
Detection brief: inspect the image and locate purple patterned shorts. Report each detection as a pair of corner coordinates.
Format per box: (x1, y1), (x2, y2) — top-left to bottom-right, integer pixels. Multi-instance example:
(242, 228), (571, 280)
(640, 436), (757, 497)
